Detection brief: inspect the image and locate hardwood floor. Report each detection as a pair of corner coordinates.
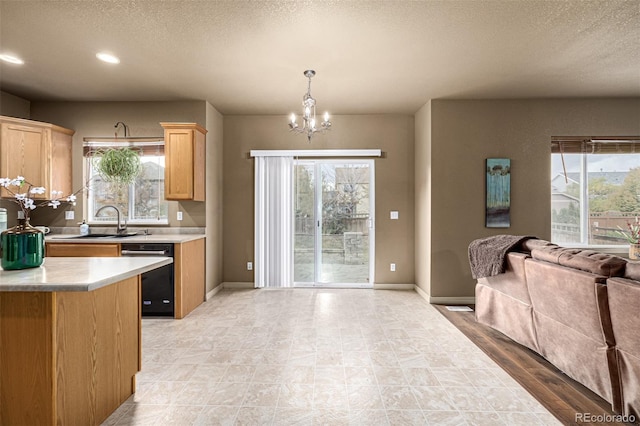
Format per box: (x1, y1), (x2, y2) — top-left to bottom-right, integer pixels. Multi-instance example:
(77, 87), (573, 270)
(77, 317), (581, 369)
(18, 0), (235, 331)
(434, 305), (637, 426)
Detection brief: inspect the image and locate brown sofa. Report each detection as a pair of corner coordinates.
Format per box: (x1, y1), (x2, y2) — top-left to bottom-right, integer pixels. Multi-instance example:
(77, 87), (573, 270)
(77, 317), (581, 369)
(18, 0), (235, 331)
(474, 238), (639, 418)
(608, 262), (640, 420)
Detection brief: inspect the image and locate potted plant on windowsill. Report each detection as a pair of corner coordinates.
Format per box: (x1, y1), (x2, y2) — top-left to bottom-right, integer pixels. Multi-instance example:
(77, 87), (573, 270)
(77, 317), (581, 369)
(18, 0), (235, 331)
(616, 217), (640, 260)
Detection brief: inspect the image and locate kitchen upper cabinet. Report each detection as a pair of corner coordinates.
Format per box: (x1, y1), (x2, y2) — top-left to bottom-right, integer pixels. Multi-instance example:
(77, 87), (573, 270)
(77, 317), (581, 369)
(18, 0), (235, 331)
(160, 122), (207, 201)
(0, 116), (74, 199)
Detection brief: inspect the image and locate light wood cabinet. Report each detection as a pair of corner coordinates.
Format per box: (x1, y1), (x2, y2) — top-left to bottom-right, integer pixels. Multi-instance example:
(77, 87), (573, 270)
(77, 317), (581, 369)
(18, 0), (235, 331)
(45, 238), (205, 319)
(174, 238), (206, 319)
(160, 122), (207, 201)
(0, 276), (140, 425)
(46, 242), (121, 257)
(0, 116), (73, 199)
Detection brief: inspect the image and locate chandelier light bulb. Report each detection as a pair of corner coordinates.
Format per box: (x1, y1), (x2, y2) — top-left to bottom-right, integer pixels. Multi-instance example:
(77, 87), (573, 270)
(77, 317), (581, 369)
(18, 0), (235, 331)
(324, 112), (329, 122)
(290, 113), (296, 123)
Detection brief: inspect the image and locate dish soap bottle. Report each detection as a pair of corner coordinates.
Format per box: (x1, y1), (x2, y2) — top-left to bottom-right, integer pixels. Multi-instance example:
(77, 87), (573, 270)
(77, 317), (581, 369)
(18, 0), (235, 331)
(79, 220), (89, 236)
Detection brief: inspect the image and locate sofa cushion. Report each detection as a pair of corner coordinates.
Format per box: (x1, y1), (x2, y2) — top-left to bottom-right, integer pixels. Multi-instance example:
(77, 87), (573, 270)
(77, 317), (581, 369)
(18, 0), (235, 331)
(625, 261), (640, 281)
(531, 245), (566, 264)
(520, 238), (557, 253)
(532, 246), (626, 277)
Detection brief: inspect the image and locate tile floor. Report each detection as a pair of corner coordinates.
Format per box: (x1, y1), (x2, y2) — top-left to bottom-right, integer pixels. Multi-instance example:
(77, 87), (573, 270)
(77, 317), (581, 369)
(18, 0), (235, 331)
(102, 289), (561, 425)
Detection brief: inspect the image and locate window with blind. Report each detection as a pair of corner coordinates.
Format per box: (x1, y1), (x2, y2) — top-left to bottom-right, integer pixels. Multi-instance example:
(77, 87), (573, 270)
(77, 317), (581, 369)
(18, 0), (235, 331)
(83, 138), (169, 225)
(551, 137), (640, 246)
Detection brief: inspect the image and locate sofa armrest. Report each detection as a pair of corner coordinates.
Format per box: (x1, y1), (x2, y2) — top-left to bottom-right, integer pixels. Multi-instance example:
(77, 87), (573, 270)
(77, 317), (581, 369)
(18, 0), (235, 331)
(478, 252), (531, 304)
(607, 277), (640, 354)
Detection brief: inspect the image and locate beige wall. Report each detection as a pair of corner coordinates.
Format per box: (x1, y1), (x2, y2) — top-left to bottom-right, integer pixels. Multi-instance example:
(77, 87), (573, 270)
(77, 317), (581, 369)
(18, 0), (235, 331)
(223, 114), (415, 285)
(0, 91), (30, 119)
(28, 101), (208, 228)
(419, 98), (640, 300)
(414, 101), (431, 297)
(205, 102), (224, 293)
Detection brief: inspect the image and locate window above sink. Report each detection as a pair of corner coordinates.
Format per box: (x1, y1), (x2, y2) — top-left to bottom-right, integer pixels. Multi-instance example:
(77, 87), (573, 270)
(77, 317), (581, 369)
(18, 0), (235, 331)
(83, 138), (169, 226)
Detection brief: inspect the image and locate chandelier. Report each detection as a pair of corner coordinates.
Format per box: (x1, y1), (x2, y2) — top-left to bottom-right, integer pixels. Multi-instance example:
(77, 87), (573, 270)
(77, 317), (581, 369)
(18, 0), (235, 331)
(288, 70), (331, 142)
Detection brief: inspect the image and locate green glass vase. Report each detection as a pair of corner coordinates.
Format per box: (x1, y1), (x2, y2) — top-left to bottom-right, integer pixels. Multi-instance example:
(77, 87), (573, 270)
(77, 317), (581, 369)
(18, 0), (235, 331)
(0, 218), (45, 270)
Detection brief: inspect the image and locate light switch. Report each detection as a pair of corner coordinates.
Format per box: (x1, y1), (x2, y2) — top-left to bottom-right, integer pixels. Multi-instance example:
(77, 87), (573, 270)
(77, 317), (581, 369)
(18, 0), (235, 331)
(65, 210), (74, 220)
(247, 262), (253, 271)
(390, 211), (399, 220)
(177, 211), (183, 221)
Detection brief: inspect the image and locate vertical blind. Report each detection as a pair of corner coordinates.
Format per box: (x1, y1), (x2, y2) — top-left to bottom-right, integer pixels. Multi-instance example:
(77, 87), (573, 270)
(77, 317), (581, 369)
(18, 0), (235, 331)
(254, 156), (294, 288)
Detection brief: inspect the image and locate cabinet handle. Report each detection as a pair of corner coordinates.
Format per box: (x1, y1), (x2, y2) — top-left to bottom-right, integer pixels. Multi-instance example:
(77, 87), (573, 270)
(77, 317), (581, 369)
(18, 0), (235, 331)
(121, 250), (166, 256)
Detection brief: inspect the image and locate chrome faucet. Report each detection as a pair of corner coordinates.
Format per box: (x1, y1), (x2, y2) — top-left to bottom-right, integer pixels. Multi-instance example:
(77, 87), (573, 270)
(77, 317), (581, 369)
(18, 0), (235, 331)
(95, 205), (128, 235)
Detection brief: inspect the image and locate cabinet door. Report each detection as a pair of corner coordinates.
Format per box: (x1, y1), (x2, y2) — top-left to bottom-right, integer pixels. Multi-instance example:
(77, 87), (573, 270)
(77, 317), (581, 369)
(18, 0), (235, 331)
(0, 123), (47, 198)
(164, 128), (195, 200)
(46, 243), (121, 257)
(161, 122), (207, 201)
(50, 129), (73, 196)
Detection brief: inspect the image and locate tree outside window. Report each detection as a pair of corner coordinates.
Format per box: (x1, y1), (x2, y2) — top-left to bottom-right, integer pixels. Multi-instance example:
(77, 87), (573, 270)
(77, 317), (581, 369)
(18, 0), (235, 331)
(552, 149), (640, 246)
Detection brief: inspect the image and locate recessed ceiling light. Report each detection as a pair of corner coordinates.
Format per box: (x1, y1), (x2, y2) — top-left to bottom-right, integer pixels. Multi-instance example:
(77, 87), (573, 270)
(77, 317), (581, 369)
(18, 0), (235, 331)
(96, 52), (120, 64)
(0, 54), (24, 65)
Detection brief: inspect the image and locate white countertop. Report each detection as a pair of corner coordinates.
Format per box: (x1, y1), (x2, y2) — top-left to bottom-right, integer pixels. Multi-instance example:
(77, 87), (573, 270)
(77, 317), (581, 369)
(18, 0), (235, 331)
(46, 234), (205, 244)
(0, 257), (172, 292)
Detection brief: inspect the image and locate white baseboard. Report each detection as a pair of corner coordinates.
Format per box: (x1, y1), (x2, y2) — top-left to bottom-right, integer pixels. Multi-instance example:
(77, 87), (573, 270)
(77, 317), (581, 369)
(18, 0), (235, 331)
(412, 285), (475, 305)
(222, 282), (254, 289)
(205, 283), (224, 300)
(373, 283), (415, 290)
(413, 284), (430, 303)
(428, 296), (476, 305)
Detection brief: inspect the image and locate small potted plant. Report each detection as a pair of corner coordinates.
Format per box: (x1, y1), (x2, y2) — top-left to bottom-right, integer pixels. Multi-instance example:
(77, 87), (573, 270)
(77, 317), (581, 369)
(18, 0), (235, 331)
(616, 217), (640, 260)
(93, 147), (142, 185)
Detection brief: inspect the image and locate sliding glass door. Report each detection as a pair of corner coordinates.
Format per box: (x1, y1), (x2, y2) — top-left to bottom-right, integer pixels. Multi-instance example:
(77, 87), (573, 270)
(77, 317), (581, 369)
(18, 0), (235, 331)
(294, 160), (374, 287)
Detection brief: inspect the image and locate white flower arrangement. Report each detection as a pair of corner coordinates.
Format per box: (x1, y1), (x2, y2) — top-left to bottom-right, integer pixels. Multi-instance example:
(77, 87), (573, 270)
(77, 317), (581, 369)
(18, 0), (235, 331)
(0, 176), (81, 222)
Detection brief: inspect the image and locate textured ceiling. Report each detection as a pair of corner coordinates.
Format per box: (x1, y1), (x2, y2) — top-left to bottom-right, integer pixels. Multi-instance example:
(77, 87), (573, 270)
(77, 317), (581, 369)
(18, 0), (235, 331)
(0, 1), (639, 115)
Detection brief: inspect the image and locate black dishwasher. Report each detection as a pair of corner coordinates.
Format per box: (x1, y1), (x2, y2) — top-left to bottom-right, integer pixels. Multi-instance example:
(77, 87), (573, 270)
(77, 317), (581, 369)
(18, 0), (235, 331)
(121, 243), (174, 317)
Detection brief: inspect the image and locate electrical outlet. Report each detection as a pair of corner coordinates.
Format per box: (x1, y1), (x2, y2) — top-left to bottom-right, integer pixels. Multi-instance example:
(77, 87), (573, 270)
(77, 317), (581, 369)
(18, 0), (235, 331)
(177, 211), (183, 221)
(390, 263), (396, 272)
(65, 210), (74, 220)
(390, 211), (399, 220)
(247, 262), (253, 271)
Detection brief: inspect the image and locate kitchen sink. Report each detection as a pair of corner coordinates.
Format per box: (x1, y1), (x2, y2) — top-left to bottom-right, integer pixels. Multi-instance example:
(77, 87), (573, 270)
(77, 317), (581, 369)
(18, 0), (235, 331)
(52, 232), (138, 239)
(111, 232), (139, 238)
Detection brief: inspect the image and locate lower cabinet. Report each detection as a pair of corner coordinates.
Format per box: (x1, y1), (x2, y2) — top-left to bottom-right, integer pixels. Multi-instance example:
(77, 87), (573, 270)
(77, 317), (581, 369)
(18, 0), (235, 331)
(174, 238), (205, 319)
(46, 243), (120, 257)
(0, 276), (140, 425)
(45, 239), (205, 319)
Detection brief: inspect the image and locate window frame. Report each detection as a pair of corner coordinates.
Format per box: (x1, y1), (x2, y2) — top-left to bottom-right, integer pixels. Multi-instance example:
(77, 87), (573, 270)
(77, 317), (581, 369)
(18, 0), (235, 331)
(83, 137), (169, 226)
(551, 136), (640, 249)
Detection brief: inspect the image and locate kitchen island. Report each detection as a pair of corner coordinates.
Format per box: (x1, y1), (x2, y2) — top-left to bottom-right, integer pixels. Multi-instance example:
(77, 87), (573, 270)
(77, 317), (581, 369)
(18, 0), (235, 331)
(0, 257), (172, 426)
